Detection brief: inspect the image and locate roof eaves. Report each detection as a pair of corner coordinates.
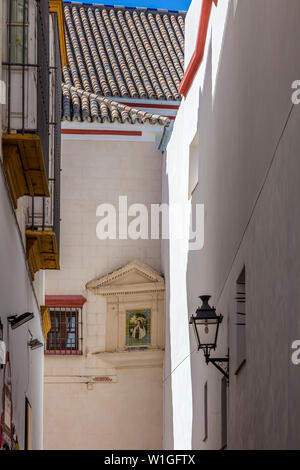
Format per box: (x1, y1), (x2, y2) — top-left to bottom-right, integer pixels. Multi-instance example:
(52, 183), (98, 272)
(62, 83), (171, 127)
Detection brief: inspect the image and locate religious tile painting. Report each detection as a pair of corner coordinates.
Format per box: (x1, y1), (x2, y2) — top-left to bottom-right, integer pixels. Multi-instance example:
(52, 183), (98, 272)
(126, 309), (151, 346)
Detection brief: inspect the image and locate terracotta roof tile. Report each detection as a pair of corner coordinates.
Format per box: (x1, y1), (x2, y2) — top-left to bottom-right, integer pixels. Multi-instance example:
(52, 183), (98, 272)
(64, 3), (185, 102)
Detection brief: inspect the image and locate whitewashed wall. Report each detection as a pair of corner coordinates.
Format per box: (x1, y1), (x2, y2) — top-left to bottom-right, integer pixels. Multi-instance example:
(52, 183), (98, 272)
(162, 0), (228, 449)
(164, 0), (300, 450)
(44, 136), (164, 450)
(0, 169), (44, 450)
(0, 1), (44, 450)
(46, 138), (162, 298)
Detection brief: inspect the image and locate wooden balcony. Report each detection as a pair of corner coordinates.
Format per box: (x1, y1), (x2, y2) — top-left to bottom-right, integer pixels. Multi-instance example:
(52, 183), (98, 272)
(26, 230), (60, 280)
(49, 0), (68, 67)
(2, 133), (50, 209)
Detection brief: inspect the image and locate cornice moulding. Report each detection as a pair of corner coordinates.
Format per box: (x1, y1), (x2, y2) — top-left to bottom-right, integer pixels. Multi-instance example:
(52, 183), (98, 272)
(89, 282), (165, 297)
(86, 260), (165, 296)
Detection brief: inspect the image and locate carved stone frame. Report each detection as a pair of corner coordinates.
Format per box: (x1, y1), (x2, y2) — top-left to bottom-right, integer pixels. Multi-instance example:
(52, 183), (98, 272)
(86, 260), (165, 354)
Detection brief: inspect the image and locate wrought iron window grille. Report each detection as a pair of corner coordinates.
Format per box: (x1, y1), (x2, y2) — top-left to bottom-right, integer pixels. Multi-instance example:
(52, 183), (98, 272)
(45, 307), (83, 355)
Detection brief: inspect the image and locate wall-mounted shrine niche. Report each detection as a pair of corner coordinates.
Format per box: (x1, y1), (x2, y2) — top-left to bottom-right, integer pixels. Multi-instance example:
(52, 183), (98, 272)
(86, 260), (165, 353)
(126, 309), (151, 347)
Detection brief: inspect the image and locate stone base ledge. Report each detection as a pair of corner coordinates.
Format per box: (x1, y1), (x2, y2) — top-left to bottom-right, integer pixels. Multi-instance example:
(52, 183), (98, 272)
(44, 374), (117, 384)
(92, 349), (164, 369)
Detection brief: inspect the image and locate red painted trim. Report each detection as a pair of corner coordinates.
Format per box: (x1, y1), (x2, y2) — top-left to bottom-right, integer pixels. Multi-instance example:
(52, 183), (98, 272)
(120, 102), (179, 110)
(61, 129), (142, 136)
(1, 353), (13, 447)
(45, 295), (87, 307)
(93, 377), (113, 382)
(178, 0), (218, 97)
(45, 350), (83, 356)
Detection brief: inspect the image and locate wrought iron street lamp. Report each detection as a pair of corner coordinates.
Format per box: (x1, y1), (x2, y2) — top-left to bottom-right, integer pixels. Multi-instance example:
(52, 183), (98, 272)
(190, 295), (229, 380)
(28, 338), (43, 350)
(8, 312), (34, 329)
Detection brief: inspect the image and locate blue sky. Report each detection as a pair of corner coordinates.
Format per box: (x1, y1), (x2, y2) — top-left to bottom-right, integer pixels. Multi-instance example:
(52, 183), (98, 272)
(64, 0), (191, 12)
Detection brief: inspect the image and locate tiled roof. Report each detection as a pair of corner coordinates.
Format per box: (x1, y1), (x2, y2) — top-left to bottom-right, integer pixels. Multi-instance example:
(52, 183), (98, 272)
(62, 83), (171, 126)
(63, 3), (185, 104)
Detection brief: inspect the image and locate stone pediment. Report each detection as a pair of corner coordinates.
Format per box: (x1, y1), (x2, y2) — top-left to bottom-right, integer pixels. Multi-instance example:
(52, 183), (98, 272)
(86, 260), (164, 296)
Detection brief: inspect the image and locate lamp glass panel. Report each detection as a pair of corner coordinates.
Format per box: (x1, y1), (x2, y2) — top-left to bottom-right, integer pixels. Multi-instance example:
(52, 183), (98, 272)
(195, 318), (218, 346)
(192, 320), (200, 349)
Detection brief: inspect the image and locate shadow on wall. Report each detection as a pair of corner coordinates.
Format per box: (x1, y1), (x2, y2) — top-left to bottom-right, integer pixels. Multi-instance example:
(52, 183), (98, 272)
(162, 153), (174, 449)
(186, 1), (235, 450)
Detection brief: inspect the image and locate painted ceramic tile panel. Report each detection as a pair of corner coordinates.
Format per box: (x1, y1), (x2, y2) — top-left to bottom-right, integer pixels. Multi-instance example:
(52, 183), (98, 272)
(126, 309), (151, 346)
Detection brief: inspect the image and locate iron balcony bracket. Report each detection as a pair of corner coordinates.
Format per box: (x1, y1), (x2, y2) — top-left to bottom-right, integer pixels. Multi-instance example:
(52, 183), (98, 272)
(207, 357), (229, 381)
(203, 351), (230, 382)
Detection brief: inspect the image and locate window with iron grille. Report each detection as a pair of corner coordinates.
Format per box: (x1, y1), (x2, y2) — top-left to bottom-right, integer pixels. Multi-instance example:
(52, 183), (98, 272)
(8, 0), (29, 65)
(203, 381), (208, 442)
(221, 377), (227, 449)
(235, 267), (246, 373)
(45, 307), (82, 355)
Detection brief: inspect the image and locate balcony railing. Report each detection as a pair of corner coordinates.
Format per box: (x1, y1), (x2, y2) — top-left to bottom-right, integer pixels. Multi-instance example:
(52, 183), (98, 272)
(4, 0), (49, 143)
(2, 0), (62, 279)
